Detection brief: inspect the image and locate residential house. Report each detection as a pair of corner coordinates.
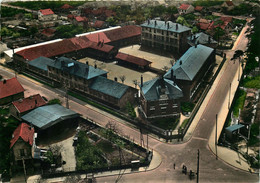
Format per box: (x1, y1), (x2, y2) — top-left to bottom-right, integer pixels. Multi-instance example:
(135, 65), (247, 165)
(73, 16), (88, 27)
(38, 9), (57, 21)
(164, 44), (216, 101)
(91, 20), (106, 29)
(140, 20), (191, 54)
(10, 123), (34, 165)
(178, 4), (194, 14)
(0, 78), (24, 105)
(222, 1), (235, 11)
(28, 57), (55, 78)
(187, 32), (218, 48)
(10, 94), (47, 120)
(41, 28), (56, 38)
(194, 6), (204, 12)
(139, 76), (183, 119)
(61, 3), (74, 13)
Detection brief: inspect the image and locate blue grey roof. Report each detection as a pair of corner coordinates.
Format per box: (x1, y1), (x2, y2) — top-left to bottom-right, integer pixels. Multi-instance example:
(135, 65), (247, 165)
(89, 76), (129, 99)
(225, 124), (244, 133)
(164, 44), (214, 81)
(187, 32), (217, 45)
(48, 57), (107, 80)
(29, 57), (55, 71)
(21, 104), (79, 130)
(141, 20), (191, 33)
(140, 77), (183, 101)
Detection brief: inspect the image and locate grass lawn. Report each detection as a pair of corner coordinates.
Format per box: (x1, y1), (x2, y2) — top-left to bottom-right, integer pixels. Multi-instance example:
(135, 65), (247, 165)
(0, 108), (9, 116)
(232, 89), (246, 117)
(242, 76), (260, 89)
(96, 140), (115, 153)
(151, 117), (179, 130)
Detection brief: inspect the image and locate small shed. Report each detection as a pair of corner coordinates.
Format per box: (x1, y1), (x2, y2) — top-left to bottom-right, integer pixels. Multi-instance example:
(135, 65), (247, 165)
(225, 124), (244, 140)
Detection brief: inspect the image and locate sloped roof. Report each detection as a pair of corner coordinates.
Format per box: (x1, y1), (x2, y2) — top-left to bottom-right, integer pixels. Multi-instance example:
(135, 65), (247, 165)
(225, 1), (234, 6)
(39, 9), (54, 16)
(75, 16), (87, 22)
(29, 57), (55, 71)
(41, 28), (56, 37)
(12, 94), (47, 113)
(225, 124), (244, 133)
(141, 20), (191, 33)
(61, 4), (73, 9)
(141, 77), (183, 101)
(89, 76), (129, 99)
(93, 20), (105, 28)
(115, 52), (152, 67)
(0, 78), (24, 99)
(21, 104), (79, 130)
(179, 4), (191, 10)
(195, 6), (204, 11)
(10, 123), (34, 148)
(164, 44), (214, 81)
(221, 16), (233, 23)
(48, 57), (107, 80)
(187, 32), (217, 45)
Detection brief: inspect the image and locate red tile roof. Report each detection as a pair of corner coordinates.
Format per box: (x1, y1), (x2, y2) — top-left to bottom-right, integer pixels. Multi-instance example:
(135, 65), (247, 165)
(195, 6), (204, 11)
(41, 28), (56, 37)
(39, 9), (54, 16)
(75, 16), (87, 22)
(10, 123), (34, 148)
(67, 14), (74, 19)
(12, 94), (47, 113)
(0, 78), (24, 99)
(116, 52), (152, 67)
(221, 16), (233, 23)
(16, 26), (141, 61)
(225, 1), (234, 6)
(197, 22), (210, 30)
(93, 20), (105, 28)
(61, 4), (73, 9)
(179, 4), (191, 10)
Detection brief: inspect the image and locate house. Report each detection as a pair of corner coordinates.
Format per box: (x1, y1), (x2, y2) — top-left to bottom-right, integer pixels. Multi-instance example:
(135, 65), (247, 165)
(91, 20), (106, 29)
(41, 28), (56, 38)
(21, 104), (80, 133)
(139, 76), (183, 119)
(187, 32), (217, 48)
(73, 16), (88, 27)
(61, 4), (74, 10)
(38, 9), (57, 21)
(10, 123), (35, 164)
(0, 78), (24, 105)
(10, 94), (47, 120)
(222, 1), (235, 11)
(208, 21), (233, 34)
(194, 6), (204, 12)
(140, 20), (191, 54)
(164, 44), (215, 101)
(220, 16), (233, 23)
(88, 76), (137, 109)
(178, 4), (194, 14)
(115, 52), (152, 70)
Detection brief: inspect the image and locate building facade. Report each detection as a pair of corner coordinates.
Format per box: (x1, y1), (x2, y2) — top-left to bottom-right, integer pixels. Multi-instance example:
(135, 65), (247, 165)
(139, 77), (183, 119)
(141, 20), (191, 54)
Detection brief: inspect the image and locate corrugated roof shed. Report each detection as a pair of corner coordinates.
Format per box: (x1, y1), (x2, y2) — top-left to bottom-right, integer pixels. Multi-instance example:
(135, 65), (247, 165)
(141, 77), (183, 101)
(141, 20), (191, 33)
(48, 57), (107, 80)
(21, 104), (79, 130)
(187, 32), (217, 45)
(225, 124), (244, 133)
(164, 44), (214, 81)
(29, 57), (55, 71)
(89, 76), (129, 99)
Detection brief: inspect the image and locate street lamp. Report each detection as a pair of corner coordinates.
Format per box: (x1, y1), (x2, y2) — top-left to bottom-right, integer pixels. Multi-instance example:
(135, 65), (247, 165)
(228, 82), (231, 109)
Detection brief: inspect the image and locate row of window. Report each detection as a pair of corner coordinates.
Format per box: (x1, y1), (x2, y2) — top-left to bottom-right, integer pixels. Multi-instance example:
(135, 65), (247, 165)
(142, 27), (179, 37)
(149, 104), (178, 111)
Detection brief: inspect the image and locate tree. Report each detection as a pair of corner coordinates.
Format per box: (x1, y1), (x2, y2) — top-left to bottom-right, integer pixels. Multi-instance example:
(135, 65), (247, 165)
(132, 79), (138, 88)
(119, 75), (126, 83)
(48, 98), (62, 105)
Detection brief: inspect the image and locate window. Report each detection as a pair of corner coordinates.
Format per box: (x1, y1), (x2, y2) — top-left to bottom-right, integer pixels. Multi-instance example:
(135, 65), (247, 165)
(173, 104), (178, 108)
(20, 149), (25, 157)
(150, 106), (155, 111)
(161, 106), (167, 110)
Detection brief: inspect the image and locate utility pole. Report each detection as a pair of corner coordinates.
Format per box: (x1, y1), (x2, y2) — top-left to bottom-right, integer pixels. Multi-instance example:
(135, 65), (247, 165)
(228, 83), (231, 109)
(197, 149), (199, 183)
(215, 114), (218, 160)
(238, 59), (240, 81)
(22, 158), (27, 183)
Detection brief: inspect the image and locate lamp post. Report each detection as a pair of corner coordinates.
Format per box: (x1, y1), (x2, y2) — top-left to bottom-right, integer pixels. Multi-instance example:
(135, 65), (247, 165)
(228, 82), (231, 109)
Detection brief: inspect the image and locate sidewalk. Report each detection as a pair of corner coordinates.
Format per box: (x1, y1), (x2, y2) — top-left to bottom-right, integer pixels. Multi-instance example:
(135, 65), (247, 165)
(26, 151), (162, 183)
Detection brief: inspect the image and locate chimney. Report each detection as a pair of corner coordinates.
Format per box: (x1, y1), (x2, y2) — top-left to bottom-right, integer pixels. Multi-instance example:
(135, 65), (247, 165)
(195, 43), (197, 48)
(35, 99), (37, 105)
(208, 36), (211, 43)
(114, 77), (117, 82)
(3, 79), (6, 84)
(141, 75), (143, 88)
(176, 24), (178, 30)
(180, 60), (182, 65)
(94, 64), (97, 69)
(155, 20), (157, 27)
(167, 22), (169, 29)
(86, 61), (89, 65)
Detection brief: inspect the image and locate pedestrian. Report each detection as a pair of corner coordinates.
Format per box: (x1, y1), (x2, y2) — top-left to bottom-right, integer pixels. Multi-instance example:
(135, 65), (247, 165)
(173, 163), (175, 169)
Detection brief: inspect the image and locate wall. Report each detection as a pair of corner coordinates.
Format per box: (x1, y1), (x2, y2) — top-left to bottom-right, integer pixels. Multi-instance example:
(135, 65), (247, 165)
(0, 92), (24, 105)
(12, 139), (32, 162)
